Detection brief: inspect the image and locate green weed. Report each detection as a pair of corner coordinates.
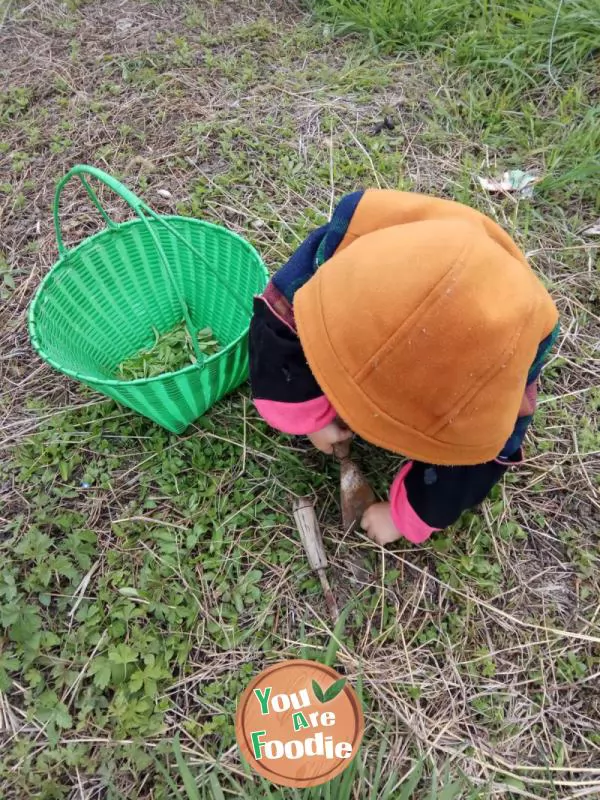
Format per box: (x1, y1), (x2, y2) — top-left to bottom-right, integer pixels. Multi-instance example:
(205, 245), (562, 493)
(0, 86), (33, 120)
(117, 323), (220, 380)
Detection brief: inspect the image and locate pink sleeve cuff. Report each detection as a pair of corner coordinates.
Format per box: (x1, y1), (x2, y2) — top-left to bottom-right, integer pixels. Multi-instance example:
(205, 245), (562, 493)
(254, 396), (337, 435)
(389, 462), (440, 544)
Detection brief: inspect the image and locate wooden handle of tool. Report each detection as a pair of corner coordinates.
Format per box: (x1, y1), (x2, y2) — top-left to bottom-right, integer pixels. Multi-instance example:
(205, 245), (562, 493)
(292, 497), (339, 621)
(293, 497), (328, 571)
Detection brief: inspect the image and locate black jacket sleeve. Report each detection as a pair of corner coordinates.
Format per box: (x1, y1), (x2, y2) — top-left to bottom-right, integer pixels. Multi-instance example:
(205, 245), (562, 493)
(399, 450), (521, 534)
(248, 297), (323, 403)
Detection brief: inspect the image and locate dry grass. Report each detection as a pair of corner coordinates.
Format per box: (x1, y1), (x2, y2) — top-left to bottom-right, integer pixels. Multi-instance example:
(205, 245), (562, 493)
(1, 0), (599, 797)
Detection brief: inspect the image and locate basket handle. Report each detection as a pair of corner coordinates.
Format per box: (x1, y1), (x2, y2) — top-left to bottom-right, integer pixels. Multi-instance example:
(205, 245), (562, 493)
(52, 164), (209, 364)
(53, 164), (150, 255)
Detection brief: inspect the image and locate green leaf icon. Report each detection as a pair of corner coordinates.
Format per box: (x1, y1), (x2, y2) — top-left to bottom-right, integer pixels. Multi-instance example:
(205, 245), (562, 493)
(312, 679), (326, 703)
(312, 677), (347, 703)
(323, 677), (347, 702)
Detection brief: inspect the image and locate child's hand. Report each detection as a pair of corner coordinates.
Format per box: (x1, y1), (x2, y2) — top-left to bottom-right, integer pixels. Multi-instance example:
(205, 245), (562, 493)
(361, 502), (401, 546)
(308, 422), (353, 454)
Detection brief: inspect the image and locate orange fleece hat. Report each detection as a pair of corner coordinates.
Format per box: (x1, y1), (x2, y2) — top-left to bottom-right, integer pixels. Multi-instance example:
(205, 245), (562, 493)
(294, 190), (558, 465)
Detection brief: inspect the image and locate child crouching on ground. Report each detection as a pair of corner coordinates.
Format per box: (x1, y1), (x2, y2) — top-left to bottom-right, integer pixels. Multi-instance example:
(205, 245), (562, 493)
(248, 190), (559, 546)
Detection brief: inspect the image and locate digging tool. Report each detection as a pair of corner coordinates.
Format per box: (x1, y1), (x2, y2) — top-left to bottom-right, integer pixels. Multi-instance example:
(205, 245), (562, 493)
(333, 439), (376, 532)
(293, 497), (339, 621)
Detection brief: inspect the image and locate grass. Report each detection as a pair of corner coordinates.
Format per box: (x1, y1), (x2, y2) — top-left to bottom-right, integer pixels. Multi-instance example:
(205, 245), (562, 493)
(1, 0), (599, 797)
(313, 0), (600, 80)
(154, 737), (474, 799)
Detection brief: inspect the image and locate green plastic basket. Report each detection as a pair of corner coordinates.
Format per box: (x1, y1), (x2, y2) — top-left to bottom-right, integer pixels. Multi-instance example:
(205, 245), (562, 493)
(28, 165), (268, 433)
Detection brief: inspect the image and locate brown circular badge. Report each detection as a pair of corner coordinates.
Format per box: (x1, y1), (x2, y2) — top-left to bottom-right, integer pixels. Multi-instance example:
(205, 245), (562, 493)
(235, 659), (364, 788)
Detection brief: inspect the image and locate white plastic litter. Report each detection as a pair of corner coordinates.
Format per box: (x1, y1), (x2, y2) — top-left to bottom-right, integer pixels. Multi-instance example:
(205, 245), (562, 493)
(477, 169), (541, 199)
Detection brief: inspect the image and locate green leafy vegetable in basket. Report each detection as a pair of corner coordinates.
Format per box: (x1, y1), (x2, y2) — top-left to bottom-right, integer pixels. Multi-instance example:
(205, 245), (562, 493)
(117, 322), (220, 380)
